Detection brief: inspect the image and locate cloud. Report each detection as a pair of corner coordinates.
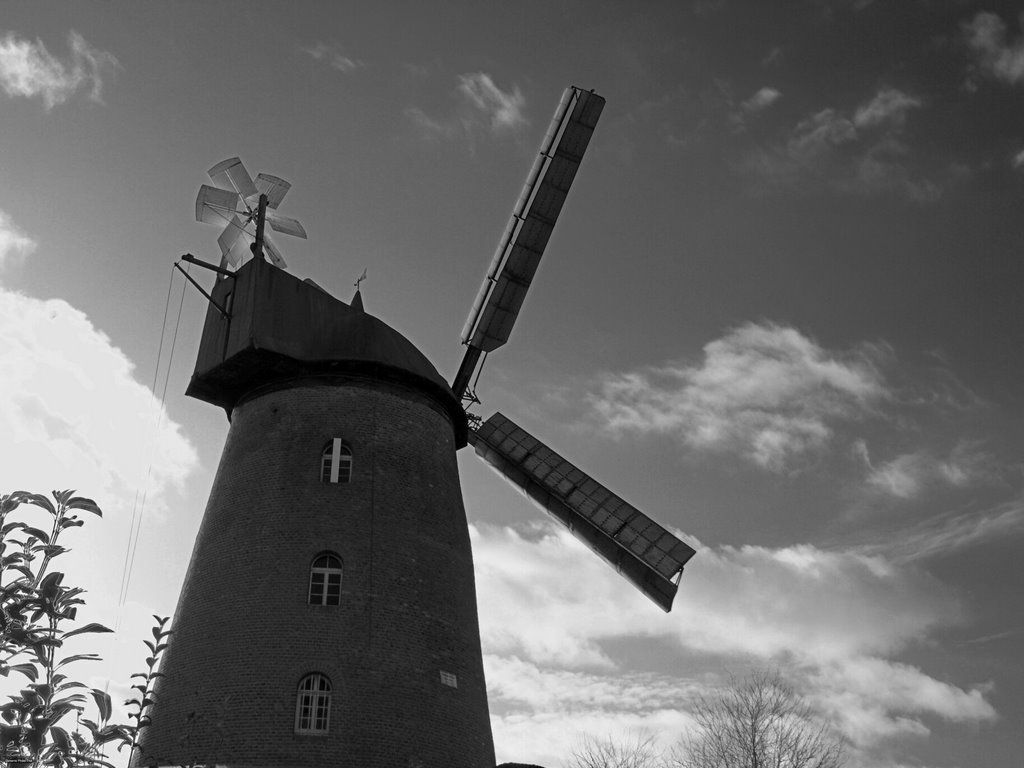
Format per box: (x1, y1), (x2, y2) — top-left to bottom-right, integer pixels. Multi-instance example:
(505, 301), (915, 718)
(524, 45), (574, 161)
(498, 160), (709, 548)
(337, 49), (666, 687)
(0, 29), (118, 109)
(302, 42), (362, 73)
(0, 286), (197, 504)
(853, 88), (922, 129)
(809, 657), (995, 746)
(964, 12), (1024, 85)
(860, 442), (997, 500)
(853, 501), (1024, 563)
(742, 87), (936, 200)
(473, 522), (996, 763)
(588, 322), (889, 471)
(487, 655), (697, 765)
(728, 86), (782, 131)
(787, 108), (857, 158)
(407, 72), (527, 141)
(0, 283), (200, 695)
(0, 209), (36, 270)
(741, 86), (781, 113)
(457, 73), (527, 131)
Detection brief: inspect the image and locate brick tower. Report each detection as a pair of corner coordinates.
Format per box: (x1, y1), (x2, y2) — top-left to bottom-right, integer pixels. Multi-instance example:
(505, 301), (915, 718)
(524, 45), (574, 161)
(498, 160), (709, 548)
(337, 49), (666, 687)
(136, 255), (494, 767)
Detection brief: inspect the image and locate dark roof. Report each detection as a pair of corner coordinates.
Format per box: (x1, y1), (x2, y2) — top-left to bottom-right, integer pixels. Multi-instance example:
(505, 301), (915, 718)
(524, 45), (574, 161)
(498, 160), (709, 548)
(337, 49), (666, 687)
(187, 257), (467, 445)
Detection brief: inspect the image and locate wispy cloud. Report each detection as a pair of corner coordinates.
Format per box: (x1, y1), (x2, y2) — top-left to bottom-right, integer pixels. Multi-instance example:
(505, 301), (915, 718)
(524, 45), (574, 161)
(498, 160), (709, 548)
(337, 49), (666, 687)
(741, 86), (781, 113)
(0, 29), (118, 109)
(964, 12), (1024, 86)
(742, 87), (939, 201)
(407, 72), (527, 142)
(852, 88), (921, 129)
(588, 322), (889, 472)
(728, 86), (782, 131)
(457, 73), (527, 131)
(473, 521), (996, 764)
(302, 42), (362, 73)
(0, 210), (36, 270)
(858, 442), (998, 500)
(853, 502), (1024, 563)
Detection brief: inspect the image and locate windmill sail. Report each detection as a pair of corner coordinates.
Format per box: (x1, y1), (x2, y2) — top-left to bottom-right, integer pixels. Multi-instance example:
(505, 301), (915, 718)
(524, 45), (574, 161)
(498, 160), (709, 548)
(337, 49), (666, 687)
(452, 87), (605, 399)
(196, 157), (306, 271)
(470, 412), (696, 612)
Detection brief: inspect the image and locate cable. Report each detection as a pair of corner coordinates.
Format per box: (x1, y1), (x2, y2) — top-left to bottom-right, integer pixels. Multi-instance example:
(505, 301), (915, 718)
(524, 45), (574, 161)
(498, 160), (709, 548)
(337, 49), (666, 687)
(114, 262), (189, 626)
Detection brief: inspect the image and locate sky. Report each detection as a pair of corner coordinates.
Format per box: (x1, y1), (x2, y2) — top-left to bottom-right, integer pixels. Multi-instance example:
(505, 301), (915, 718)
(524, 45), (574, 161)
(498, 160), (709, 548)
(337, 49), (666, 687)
(1, 1), (1022, 766)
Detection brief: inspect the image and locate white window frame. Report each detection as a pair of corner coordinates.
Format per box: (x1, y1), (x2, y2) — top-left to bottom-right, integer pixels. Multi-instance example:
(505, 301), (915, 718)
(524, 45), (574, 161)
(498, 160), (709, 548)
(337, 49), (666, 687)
(295, 673), (332, 734)
(308, 553), (343, 606)
(320, 438), (352, 483)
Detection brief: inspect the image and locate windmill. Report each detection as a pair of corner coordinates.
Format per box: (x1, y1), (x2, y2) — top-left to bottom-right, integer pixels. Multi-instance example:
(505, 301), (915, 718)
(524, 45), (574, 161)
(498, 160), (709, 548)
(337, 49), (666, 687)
(452, 87), (696, 612)
(139, 87), (694, 768)
(195, 156), (307, 270)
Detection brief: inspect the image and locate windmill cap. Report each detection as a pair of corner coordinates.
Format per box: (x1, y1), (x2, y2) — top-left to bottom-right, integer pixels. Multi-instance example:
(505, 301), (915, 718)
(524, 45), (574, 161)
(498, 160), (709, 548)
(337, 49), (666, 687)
(187, 258), (467, 445)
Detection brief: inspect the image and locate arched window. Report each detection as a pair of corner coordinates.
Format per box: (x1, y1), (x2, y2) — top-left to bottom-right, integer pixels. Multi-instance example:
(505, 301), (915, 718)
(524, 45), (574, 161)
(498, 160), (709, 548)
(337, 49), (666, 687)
(308, 553), (343, 606)
(295, 673), (332, 734)
(320, 438), (352, 483)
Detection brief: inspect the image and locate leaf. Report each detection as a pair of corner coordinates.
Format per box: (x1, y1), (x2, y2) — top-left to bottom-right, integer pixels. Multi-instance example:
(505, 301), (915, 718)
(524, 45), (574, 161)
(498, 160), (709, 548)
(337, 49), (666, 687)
(61, 622), (113, 640)
(65, 499), (101, 518)
(53, 490), (75, 506)
(59, 518), (85, 530)
(55, 653), (101, 670)
(0, 722), (23, 749)
(94, 723), (125, 745)
(38, 571), (64, 593)
(66, 496), (101, 516)
(20, 494), (56, 516)
(6, 663), (38, 681)
(25, 684), (50, 702)
(21, 526), (51, 545)
(50, 693), (86, 708)
(79, 718), (99, 736)
(50, 725), (72, 752)
(91, 688), (112, 723)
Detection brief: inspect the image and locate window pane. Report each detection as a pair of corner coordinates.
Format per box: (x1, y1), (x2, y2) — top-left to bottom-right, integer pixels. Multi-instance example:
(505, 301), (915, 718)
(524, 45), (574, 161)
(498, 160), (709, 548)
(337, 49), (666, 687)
(309, 573), (325, 604)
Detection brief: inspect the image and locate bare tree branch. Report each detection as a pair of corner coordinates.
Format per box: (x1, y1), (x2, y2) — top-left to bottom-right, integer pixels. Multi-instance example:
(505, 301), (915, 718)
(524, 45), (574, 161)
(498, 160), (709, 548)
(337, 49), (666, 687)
(570, 730), (664, 768)
(671, 670), (846, 768)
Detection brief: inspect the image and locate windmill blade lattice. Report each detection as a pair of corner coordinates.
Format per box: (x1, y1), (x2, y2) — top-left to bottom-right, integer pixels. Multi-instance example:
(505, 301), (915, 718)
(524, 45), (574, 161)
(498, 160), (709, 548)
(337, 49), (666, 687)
(450, 87), (697, 612)
(195, 157), (307, 269)
(471, 412), (696, 612)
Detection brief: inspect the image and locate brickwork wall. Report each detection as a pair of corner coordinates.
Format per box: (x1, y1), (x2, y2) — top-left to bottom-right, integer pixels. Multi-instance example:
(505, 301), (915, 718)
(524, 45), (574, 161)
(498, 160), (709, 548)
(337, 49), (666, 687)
(136, 376), (494, 768)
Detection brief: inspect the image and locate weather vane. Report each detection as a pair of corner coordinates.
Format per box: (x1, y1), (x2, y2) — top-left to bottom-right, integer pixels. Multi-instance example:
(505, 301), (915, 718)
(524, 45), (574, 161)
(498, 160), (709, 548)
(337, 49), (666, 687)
(354, 268), (368, 290)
